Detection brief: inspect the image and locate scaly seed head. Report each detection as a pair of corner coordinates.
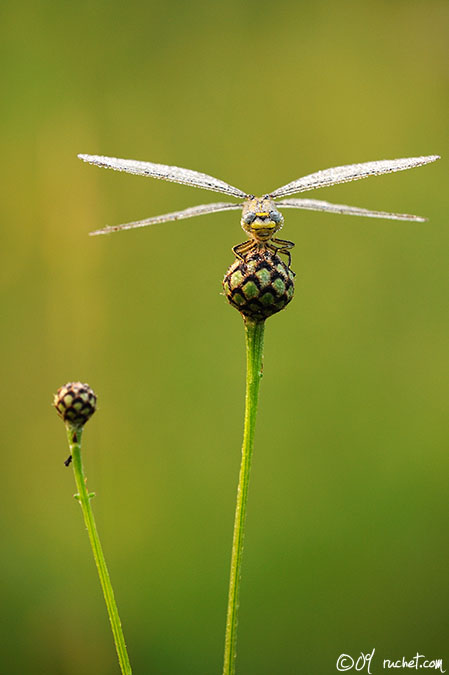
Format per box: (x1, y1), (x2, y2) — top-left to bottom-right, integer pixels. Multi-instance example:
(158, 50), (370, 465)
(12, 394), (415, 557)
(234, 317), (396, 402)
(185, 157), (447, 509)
(241, 197), (284, 243)
(54, 382), (97, 428)
(223, 249), (295, 320)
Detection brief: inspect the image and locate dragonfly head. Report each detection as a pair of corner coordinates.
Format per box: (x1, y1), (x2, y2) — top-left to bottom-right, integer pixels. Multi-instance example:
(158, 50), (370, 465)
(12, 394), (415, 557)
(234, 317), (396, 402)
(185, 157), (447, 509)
(241, 197), (284, 242)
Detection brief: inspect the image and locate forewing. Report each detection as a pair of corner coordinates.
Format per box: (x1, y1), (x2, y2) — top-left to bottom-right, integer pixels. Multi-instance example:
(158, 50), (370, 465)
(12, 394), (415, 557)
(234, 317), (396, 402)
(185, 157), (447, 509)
(89, 202), (243, 235)
(79, 154), (248, 199)
(269, 155), (440, 199)
(276, 198), (427, 222)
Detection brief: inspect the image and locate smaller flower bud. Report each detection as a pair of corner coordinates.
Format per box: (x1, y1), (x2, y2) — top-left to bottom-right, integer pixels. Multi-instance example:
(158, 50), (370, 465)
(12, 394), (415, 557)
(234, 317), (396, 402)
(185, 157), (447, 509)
(54, 382), (97, 428)
(223, 249), (295, 320)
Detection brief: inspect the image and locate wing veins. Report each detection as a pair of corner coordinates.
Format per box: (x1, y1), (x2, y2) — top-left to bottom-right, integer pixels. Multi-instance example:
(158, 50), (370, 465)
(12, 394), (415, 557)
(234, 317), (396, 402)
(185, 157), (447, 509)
(89, 202), (243, 236)
(79, 154), (248, 199)
(269, 155), (440, 199)
(276, 198), (426, 222)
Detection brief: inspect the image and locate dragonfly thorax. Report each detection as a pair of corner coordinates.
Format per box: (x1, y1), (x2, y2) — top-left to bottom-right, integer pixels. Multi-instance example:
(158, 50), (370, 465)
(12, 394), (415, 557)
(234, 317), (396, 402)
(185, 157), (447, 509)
(241, 197), (284, 243)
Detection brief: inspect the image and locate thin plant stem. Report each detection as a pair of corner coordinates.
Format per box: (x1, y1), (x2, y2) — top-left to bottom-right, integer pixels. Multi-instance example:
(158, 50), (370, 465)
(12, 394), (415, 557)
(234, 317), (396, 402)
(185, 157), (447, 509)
(223, 317), (265, 675)
(67, 426), (133, 675)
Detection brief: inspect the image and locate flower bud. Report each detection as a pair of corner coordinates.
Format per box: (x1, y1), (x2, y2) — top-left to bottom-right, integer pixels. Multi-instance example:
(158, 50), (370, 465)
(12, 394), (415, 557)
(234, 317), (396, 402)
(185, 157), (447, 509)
(54, 382), (97, 428)
(223, 249), (295, 320)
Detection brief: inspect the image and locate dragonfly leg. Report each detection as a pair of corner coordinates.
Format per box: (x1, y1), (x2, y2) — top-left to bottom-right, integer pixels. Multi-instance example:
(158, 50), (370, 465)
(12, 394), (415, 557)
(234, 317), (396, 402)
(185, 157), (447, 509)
(268, 238), (295, 267)
(271, 237), (295, 250)
(232, 240), (256, 260)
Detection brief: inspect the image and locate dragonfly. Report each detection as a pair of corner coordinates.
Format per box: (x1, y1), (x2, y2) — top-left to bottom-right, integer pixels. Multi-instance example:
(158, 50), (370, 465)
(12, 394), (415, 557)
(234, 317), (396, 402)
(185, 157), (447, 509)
(78, 153), (440, 265)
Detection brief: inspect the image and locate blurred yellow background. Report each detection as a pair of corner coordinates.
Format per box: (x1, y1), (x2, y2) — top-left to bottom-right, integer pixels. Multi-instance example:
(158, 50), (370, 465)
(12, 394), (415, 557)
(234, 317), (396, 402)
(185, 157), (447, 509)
(1, 0), (448, 673)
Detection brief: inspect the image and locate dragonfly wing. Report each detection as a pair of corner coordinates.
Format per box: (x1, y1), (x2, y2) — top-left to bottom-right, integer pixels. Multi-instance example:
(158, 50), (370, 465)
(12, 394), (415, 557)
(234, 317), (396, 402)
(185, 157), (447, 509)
(276, 198), (427, 222)
(269, 155), (440, 199)
(89, 202), (243, 235)
(79, 154), (248, 199)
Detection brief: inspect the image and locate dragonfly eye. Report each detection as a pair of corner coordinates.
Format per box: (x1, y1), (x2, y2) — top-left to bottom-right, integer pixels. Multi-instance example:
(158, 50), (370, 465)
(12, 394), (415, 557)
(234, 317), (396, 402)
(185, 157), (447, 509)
(243, 212), (256, 225)
(269, 210), (283, 223)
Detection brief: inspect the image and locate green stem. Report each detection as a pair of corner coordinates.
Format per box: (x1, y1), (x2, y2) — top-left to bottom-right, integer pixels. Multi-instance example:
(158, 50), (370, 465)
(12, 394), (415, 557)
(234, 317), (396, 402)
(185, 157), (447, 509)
(67, 426), (132, 675)
(223, 317), (266, 675)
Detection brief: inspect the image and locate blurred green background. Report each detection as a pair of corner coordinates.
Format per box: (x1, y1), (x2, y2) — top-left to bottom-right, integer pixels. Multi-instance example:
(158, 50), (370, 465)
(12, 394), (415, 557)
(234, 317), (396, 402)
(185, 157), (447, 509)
(1, 0), (448, 673)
